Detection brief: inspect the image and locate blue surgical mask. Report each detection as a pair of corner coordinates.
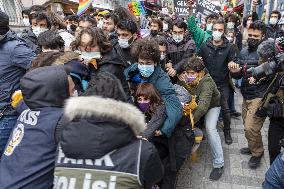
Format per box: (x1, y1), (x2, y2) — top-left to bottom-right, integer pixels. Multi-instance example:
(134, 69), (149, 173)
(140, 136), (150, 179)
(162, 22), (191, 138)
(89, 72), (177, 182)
(138, 64), (155, 78)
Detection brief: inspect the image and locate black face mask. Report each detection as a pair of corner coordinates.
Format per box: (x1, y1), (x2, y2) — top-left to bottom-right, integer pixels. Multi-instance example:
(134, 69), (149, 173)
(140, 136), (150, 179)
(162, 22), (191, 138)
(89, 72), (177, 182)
(247, 38), (261, 50)
(151, 30), (159, 36)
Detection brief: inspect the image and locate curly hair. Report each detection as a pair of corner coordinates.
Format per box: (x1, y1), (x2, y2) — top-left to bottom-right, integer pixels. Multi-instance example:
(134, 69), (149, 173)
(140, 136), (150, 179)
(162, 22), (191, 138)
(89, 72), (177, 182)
(70, 27), (113, 54)
(131, 39), (161, 64)
(183, 54), (205, 73)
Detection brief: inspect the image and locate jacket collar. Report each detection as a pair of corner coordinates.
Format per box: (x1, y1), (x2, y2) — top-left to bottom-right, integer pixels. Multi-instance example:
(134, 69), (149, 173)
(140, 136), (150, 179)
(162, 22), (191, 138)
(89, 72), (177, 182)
(64, 96), (146, 136)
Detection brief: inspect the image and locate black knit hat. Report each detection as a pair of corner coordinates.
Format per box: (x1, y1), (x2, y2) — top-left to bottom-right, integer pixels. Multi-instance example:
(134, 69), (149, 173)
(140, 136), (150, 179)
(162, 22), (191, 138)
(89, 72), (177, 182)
(0, 11), (9, 35)
(0, 11), (9, 26)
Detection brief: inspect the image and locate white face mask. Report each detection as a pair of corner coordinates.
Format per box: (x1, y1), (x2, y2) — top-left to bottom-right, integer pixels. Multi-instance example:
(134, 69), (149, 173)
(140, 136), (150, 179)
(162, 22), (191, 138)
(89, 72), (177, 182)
(212, 31), (223, 42)
(23, 18), (30, 26)
(206, 23), (213, 31)
(66, 24), (71, 31)
(80, 51), (102, 62)
(173, 34), (184, 43)
(227, 22), (235, 29)
(226, 36), (234, 43)
(118, 38), (130, 48)
(97, 20), (104, 29)
(269, 17), (278, 25)
(246, 21), (253, 28)
(32, 26), (48, 37)
(163, 23), (169, 31)
(160, 54), (166, 60)
(72, 90), (78, 97)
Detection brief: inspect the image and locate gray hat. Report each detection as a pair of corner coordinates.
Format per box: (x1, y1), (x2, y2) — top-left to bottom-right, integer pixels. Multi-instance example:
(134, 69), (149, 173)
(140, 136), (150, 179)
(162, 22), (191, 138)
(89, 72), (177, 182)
(173, 84), (192, 104)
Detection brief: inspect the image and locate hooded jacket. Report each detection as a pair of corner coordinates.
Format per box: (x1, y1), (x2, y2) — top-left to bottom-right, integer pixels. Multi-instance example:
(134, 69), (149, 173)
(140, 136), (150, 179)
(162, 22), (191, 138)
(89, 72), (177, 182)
(167, 34), (196, 73)
(54, 96), (163, 189)
(124, 64), (183, 137)
(20, 27), (41, 54)
(0, 30), (35, 114)
(0, 66), (70, 189)
(198, 38), (237, 86)
(95, 49), (132, 102)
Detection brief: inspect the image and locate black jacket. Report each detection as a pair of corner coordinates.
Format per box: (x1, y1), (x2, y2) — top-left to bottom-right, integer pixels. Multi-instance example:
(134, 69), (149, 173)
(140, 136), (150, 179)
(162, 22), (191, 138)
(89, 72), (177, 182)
(199, 38), (236, 86)
(20, 28), (41, 54)
(266, 24), (284, 39)
(113, 41), (137, 67)
(56, 96), (164, 189)
(232, 47), (274, 100)
(167, 34), (196, 73)
(95, 49), (132, 102)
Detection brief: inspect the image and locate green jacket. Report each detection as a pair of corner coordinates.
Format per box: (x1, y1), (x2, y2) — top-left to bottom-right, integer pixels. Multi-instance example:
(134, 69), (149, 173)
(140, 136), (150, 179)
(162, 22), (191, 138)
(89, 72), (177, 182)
(187, 15), (212, 51)
(181, 74), (220, 123)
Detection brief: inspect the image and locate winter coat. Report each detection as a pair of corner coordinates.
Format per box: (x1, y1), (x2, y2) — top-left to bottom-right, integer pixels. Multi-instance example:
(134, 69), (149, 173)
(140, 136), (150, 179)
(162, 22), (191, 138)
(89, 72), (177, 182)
(198, 38), (237, 86)
(54, 96), (164, 189)
(20, 27), (41, 54)
(231, 47), (274, 100)
(179, 74), (220, 123)
(0, 66), (70, 189)
(96, 49), (132, 102)
(124, 63), (183, 137)
(0, 30), (35, 115)
(167, 34), (196, 73)
(266, 24), (284, 39)
(113, 41), (137, 67)
(143, 104), (167, 139)
(187, 15), (212, 51)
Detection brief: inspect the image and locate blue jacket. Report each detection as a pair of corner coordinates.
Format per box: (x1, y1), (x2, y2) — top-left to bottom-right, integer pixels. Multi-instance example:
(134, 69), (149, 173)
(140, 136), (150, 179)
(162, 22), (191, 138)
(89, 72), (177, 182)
(0, 66), (70, 189)
(124, 63), (182, 137)
(0, 31), (35, 114)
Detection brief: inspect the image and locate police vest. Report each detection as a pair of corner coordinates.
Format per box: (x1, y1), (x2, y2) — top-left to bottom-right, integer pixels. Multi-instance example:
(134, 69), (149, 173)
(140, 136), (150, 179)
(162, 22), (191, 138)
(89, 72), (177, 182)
(54, 140), (144, 189)
(0, 107), (63, 189)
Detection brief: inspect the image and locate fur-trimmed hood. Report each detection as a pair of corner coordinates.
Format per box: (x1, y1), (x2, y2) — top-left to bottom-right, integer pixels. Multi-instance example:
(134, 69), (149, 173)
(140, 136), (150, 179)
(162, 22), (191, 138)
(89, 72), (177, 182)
(64, 96), (146, 136)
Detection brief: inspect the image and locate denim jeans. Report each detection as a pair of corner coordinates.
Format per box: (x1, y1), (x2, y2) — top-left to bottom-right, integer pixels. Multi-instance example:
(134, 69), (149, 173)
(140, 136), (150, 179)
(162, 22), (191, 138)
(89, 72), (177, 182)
(264, 152), (284, 189)
(218, 84), (231, 132)
(205, 107), (224, 168)
(0, 116), (17, 157)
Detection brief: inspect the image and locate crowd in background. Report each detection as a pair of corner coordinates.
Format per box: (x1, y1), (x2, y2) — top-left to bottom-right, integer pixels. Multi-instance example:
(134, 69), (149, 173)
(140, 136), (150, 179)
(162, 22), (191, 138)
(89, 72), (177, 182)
(0, 0), (284, 188)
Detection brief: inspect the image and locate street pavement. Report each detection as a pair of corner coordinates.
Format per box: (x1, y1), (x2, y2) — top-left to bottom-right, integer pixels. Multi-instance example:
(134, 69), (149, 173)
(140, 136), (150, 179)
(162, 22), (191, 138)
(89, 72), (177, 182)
(177, 90), (270, 189)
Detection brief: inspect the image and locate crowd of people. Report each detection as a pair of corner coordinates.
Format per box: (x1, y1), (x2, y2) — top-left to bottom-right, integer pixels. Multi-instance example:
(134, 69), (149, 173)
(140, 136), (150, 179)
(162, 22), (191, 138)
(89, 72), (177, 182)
(0, 0), (284, 188)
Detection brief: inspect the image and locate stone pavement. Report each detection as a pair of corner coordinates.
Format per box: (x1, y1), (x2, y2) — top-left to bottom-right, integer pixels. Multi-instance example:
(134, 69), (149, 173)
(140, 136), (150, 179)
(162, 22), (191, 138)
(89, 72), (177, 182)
(176, 91), (270, 189)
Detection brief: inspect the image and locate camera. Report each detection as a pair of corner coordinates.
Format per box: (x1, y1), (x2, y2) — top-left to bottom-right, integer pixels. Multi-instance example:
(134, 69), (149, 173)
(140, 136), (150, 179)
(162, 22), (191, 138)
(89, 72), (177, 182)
(248, 53), (284, 79)
(247, 37), (284, 79)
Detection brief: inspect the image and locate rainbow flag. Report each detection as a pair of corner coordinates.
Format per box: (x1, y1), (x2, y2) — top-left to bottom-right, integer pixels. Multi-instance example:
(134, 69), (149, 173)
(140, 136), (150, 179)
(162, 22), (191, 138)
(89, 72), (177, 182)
(77, 0), (94, 16)
(128, 1), (146, 16)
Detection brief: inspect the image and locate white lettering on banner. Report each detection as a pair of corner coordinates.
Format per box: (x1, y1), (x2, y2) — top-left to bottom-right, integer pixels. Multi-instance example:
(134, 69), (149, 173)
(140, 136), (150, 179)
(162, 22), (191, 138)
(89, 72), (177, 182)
(18, 109), (40, 126)
(198, 0), (219, 13)
(57, 148), (115, 167)
(55, 174), (117, 189)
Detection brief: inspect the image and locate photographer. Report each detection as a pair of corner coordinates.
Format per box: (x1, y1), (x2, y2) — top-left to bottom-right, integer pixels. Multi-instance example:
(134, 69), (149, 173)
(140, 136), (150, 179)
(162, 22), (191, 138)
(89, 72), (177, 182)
(228, 21), (272, 169)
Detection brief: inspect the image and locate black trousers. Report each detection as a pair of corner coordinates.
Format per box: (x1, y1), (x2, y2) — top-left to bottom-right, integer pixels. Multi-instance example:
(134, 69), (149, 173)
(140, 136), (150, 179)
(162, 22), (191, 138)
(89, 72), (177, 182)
(218, 84), (231, 132)
(268, 118), (284, 165)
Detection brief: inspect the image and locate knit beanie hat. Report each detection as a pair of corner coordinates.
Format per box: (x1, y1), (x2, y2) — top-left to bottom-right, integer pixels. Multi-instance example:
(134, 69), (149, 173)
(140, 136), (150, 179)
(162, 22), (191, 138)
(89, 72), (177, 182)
(0, 11), (9, 35)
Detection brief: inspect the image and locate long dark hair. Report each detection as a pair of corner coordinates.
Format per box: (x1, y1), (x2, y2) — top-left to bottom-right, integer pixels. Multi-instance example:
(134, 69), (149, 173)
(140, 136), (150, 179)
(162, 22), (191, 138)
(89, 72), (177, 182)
(134, 83), (163, 116)
(70, 27), (113, 54)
